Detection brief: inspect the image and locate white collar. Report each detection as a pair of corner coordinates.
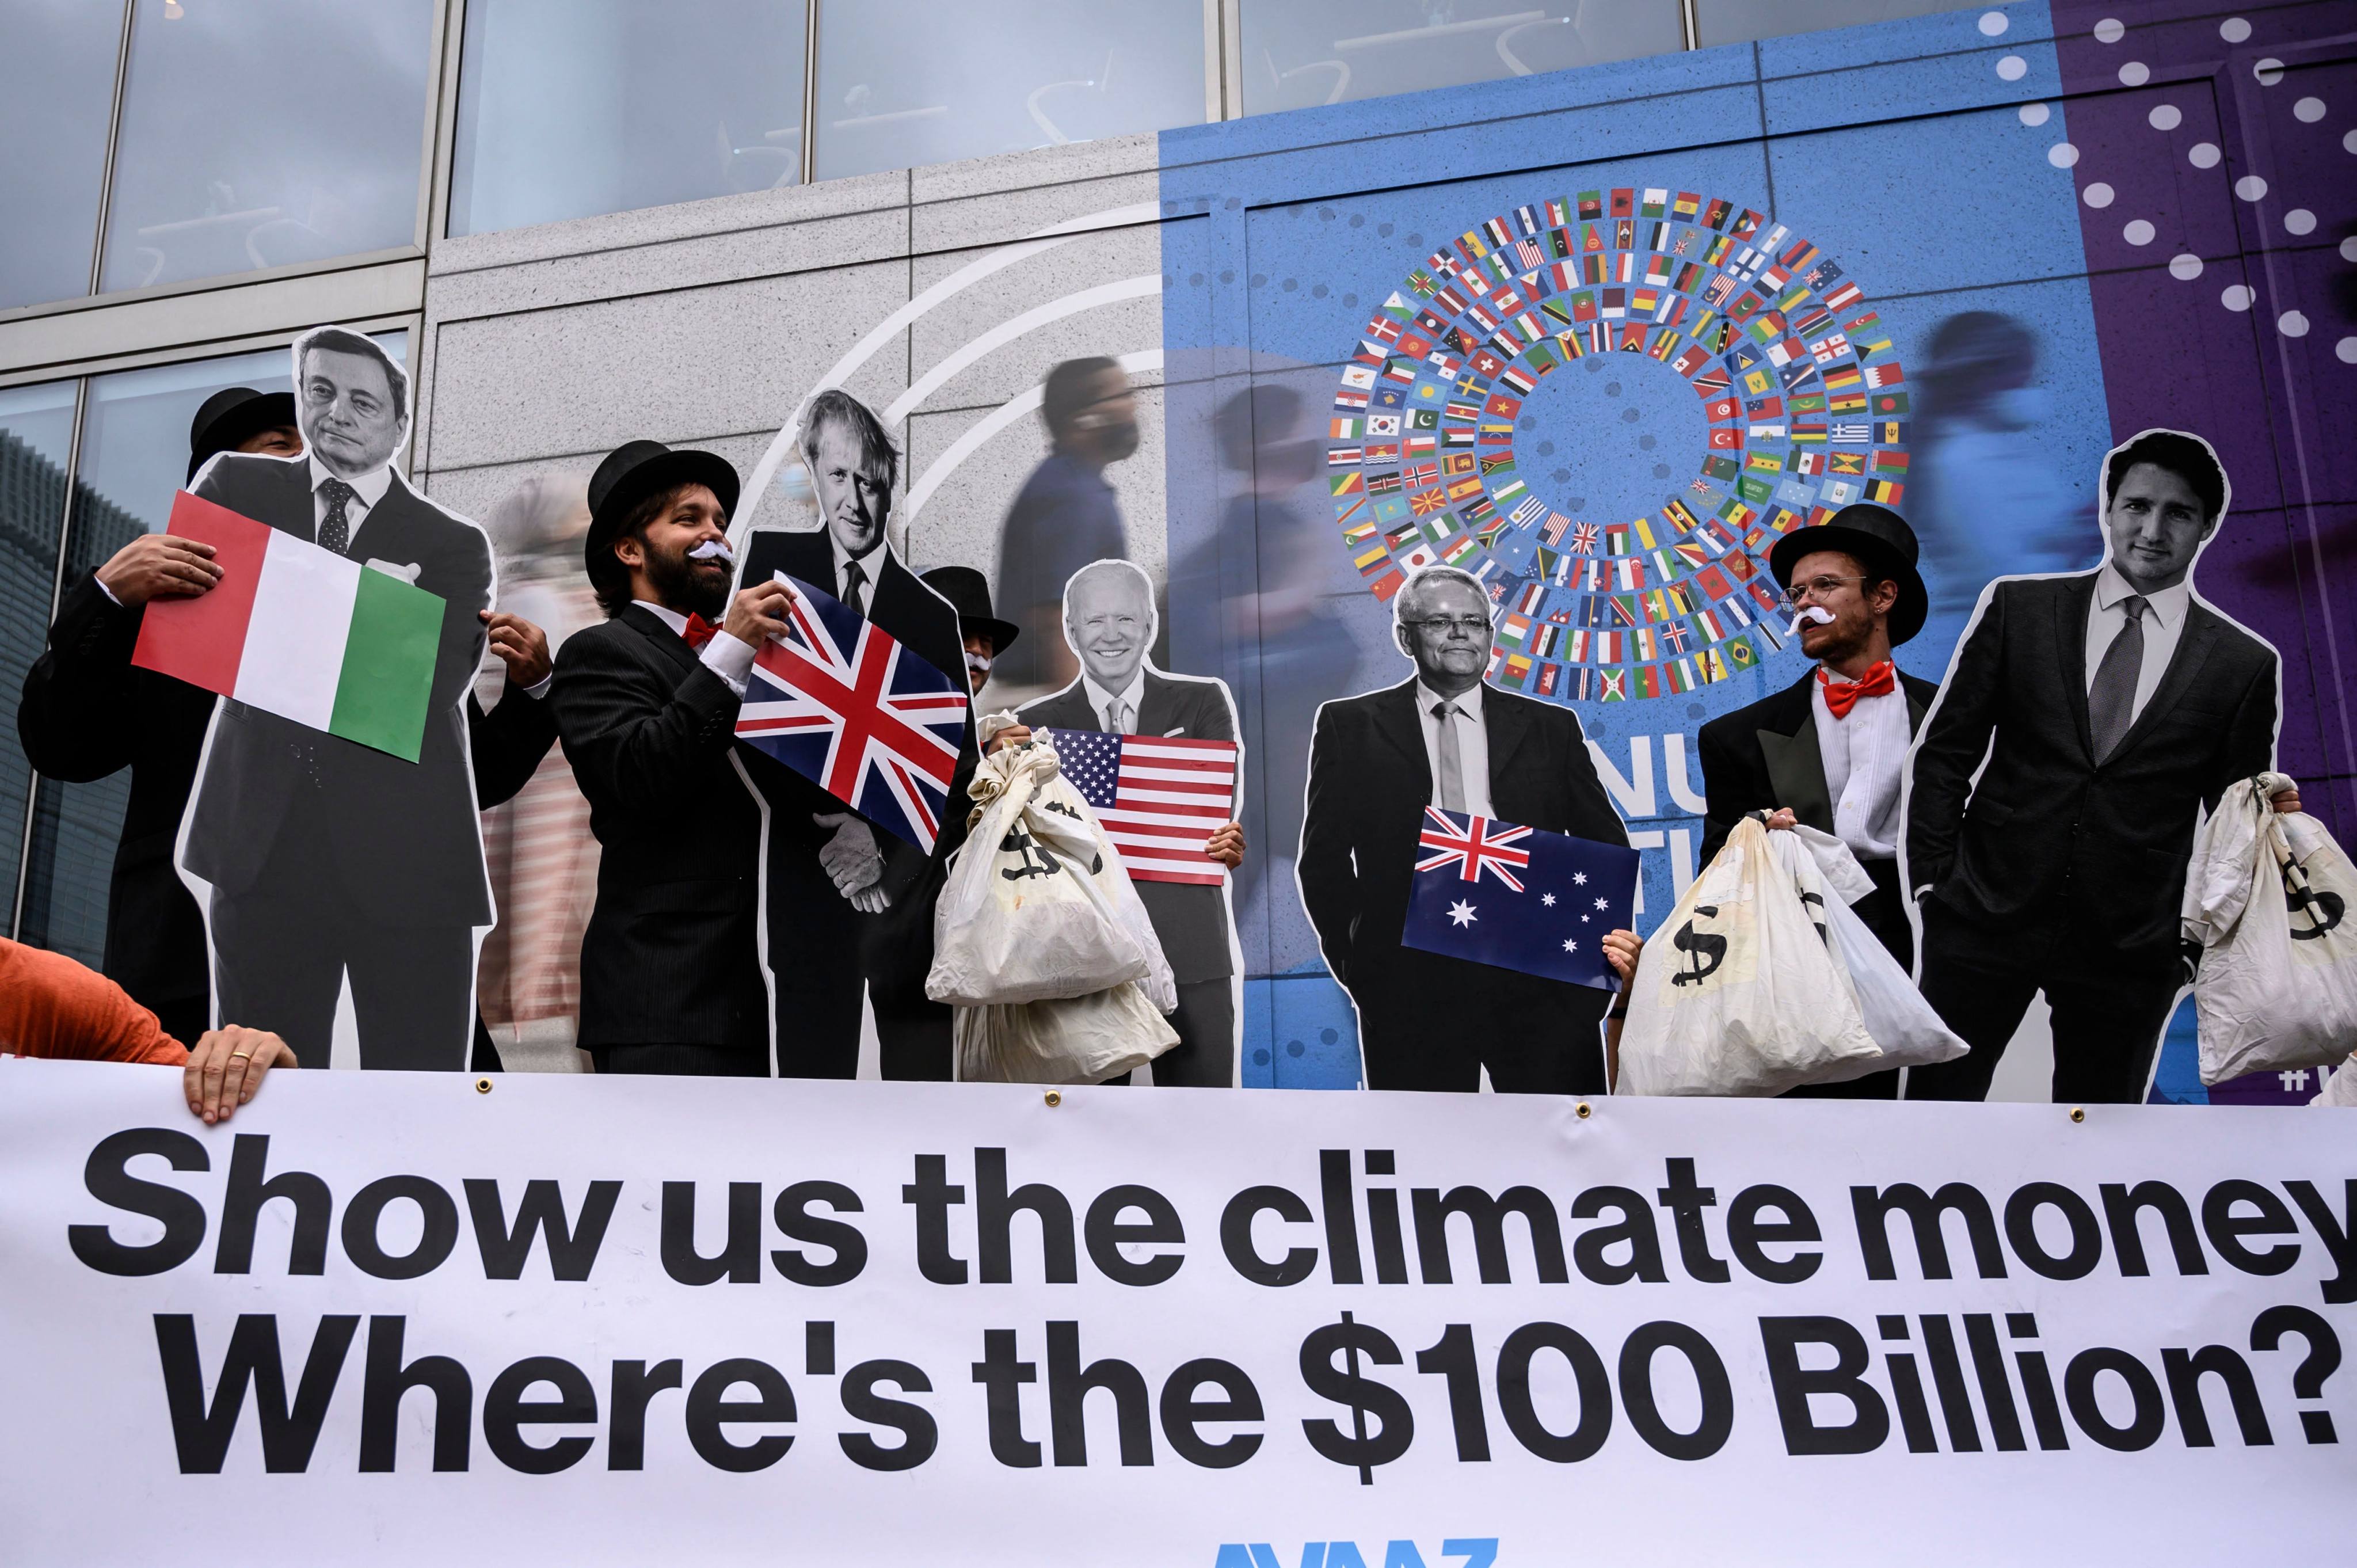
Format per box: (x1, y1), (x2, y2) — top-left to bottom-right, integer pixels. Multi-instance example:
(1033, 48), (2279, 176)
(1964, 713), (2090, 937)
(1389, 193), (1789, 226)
(2095, 562), (2191, 627)
(308, 455), (394, 509)
(1414, 678), (1485, 720)
(1081, 669), (1147, 719)
(828, 528), (887, 581)
(633, 600), (690, 636)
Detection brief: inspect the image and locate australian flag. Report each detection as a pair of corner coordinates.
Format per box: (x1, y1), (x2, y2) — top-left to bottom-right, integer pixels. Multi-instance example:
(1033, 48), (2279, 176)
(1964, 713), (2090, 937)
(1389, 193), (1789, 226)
(734, 573), (969, 852)
(1400, 808), (1641, 992)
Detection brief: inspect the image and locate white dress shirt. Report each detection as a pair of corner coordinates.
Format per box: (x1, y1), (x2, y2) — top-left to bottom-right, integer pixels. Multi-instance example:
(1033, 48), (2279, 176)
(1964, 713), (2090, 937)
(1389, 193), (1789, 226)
(310, 455), (392, 546)
(1811, 671), (1908, 862)
(828, 532), (886, 610)
(2084, 564), (2191, 726)
(1080, 671), (1147, 733)
(634, 599), (756, 698)
(1414, 679), (1492, 817)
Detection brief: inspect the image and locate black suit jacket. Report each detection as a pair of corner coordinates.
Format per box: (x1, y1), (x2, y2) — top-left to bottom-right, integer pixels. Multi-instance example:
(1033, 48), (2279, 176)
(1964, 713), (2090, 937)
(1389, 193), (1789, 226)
(18, 560), (554, 1022)
(180, 455), (497, 923)
(1905, 572), (2278, 958)
(736, 531), (979, 992)
(1695, 666), (1939, 866)
(1018, 667), (1240, 985)
(551, 606), (768, 1048)
(1299, 678), (1628, 993)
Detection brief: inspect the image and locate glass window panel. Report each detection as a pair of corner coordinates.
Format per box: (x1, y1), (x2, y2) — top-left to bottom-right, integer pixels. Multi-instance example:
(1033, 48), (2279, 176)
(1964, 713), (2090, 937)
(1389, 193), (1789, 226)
(1240, 0), (1684, 117)
(451, 0), (809, 237)
(814, 0), (1205, 182)
(15, 334), (405, 966)
(0, 1), (122, 309)
(1695, 0), (1986, 48)
(98, 0), (434, 294)
(0, 380), (78, 939)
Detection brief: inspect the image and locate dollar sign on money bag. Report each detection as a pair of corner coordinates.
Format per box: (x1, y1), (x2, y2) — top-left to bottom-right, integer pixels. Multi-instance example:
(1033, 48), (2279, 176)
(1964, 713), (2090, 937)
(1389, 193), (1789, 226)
(1671, 904), (1728, 987)
(1299, 1313), (1414, 1482)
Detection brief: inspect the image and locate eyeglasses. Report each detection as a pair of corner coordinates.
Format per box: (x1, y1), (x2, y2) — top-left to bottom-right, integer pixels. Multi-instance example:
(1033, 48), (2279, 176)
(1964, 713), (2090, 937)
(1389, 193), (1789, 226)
(1789, 574), (1868, 603)
(1402, 616), (1491, 636)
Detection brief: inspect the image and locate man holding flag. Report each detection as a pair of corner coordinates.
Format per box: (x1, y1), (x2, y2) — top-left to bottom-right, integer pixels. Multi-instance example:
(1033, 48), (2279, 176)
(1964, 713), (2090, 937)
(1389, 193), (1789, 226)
(18, 372), (557, 1055)
(552, 438), (791, 1076)
(1299, 564), (1629, 1093)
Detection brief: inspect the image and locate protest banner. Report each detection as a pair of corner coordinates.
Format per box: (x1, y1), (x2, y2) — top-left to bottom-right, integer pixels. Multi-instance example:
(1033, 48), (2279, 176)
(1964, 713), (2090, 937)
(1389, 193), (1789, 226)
(1, 1059), (2347, 1565)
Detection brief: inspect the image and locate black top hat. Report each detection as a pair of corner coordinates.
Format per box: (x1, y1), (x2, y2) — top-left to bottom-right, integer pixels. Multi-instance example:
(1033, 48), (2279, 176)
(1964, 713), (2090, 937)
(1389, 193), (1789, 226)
(1767, 502), (1929, 647)
(920, 565), (1020, 653)
(186, 386), (299, 482)
(583, 439), (741, 590)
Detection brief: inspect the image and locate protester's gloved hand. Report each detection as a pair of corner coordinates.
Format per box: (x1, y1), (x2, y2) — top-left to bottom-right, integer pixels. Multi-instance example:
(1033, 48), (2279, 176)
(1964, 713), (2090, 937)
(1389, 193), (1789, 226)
(98, 534), (222, 607)
(815, 811), (885, 898)
(850, 884), (892, 914)
(183, 1027), (296, 1125)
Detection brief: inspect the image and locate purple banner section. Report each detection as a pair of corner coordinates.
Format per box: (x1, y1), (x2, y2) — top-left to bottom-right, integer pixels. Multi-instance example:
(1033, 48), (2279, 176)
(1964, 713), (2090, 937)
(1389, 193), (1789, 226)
(2055, 0), (2357, 839)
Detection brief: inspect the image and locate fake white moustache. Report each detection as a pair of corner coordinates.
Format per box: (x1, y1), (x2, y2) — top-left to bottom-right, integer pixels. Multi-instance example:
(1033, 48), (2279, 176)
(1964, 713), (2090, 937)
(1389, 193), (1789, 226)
(688, 539), (736, 565)
(1789, 605), (1836, 636)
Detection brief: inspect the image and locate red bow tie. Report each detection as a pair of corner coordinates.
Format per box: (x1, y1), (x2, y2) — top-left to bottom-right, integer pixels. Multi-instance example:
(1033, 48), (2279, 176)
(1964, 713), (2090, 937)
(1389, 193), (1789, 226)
(682, 613), (722, 650)
(1818, 660), (1895, 720)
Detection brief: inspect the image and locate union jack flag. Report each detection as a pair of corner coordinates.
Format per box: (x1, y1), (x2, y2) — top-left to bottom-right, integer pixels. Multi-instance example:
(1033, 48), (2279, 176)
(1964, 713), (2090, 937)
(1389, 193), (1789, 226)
(1570, 522), (1601, 554)
(735, 573), (970, 852)
(1415, 808), (1533, 892)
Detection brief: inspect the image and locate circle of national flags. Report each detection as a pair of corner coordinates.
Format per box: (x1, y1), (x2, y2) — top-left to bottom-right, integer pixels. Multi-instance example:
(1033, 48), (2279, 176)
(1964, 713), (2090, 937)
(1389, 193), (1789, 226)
(1328, 187), (1911, 705)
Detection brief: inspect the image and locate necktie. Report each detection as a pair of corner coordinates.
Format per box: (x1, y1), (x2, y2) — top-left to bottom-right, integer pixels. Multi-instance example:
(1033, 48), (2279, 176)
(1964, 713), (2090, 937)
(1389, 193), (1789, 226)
(1818, 659), (1896, 720)
(1434, 701), (1465, 813)
(1106, 699), (1132, 734)
(318, 477), (356, 557)
(2088, 594), (2148, 762)
(682, 613), (721, 650)
(842, 560), (867, 616)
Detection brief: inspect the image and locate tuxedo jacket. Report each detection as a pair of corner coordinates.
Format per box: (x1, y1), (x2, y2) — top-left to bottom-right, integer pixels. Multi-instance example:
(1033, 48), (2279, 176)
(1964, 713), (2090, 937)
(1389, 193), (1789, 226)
(18, 560), (553, 1021)
(736, 531), (979, 992)
(1299, 678), (1628, 994)
(1905, 571), (2278, 958)
(176, 454), (497, 924)
(1694, 666), (1939, 866)
(1018, 667), (1239, 985)
(551, 606), (768, 1048)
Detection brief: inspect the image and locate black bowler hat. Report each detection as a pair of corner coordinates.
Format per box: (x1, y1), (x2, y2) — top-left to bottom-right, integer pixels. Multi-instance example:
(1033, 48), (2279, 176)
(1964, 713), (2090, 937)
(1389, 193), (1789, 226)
(920, 565), (1020, 653)
(185, 386), (299, 482)
(583, 439), (740, 592)
(1768, 502), (1929, 647)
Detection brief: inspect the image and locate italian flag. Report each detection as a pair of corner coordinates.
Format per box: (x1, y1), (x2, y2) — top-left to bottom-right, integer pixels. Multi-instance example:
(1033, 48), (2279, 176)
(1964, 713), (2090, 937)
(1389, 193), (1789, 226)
(131, 490), (443, 762)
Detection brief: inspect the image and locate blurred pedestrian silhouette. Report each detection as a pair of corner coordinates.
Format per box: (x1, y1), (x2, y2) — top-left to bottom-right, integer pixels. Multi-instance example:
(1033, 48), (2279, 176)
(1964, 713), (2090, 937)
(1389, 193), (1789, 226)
(993, 356), (1138, 692)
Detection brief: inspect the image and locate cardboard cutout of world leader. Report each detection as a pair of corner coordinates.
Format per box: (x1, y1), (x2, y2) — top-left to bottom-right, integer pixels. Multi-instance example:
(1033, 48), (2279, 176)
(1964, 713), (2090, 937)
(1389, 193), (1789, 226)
(172, 325), (500, 1071)
(728, 389), (980, 1082)
(1016, 558), (1247, 1089)
(1297, 562), (1636, 1095)
(1899, 428), (2286, 1106)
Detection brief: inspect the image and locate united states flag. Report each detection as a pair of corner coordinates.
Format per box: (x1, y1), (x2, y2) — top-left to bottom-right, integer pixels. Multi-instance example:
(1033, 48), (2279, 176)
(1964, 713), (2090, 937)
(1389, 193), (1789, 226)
(1040, 729), (1238, 886)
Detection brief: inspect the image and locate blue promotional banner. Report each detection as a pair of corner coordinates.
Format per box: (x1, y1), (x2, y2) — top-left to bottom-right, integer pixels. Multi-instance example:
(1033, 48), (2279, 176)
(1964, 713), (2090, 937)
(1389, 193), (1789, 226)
(1151, 1), (2356, 1092)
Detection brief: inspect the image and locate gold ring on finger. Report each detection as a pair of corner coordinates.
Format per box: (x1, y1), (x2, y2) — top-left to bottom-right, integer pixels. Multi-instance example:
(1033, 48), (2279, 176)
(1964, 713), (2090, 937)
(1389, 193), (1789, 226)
(229, 1051), (252, 1060)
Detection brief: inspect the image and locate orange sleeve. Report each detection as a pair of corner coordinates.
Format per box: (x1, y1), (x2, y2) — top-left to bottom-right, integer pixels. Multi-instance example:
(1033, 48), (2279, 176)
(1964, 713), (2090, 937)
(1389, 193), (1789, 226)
(0, 939), (188, 1065)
